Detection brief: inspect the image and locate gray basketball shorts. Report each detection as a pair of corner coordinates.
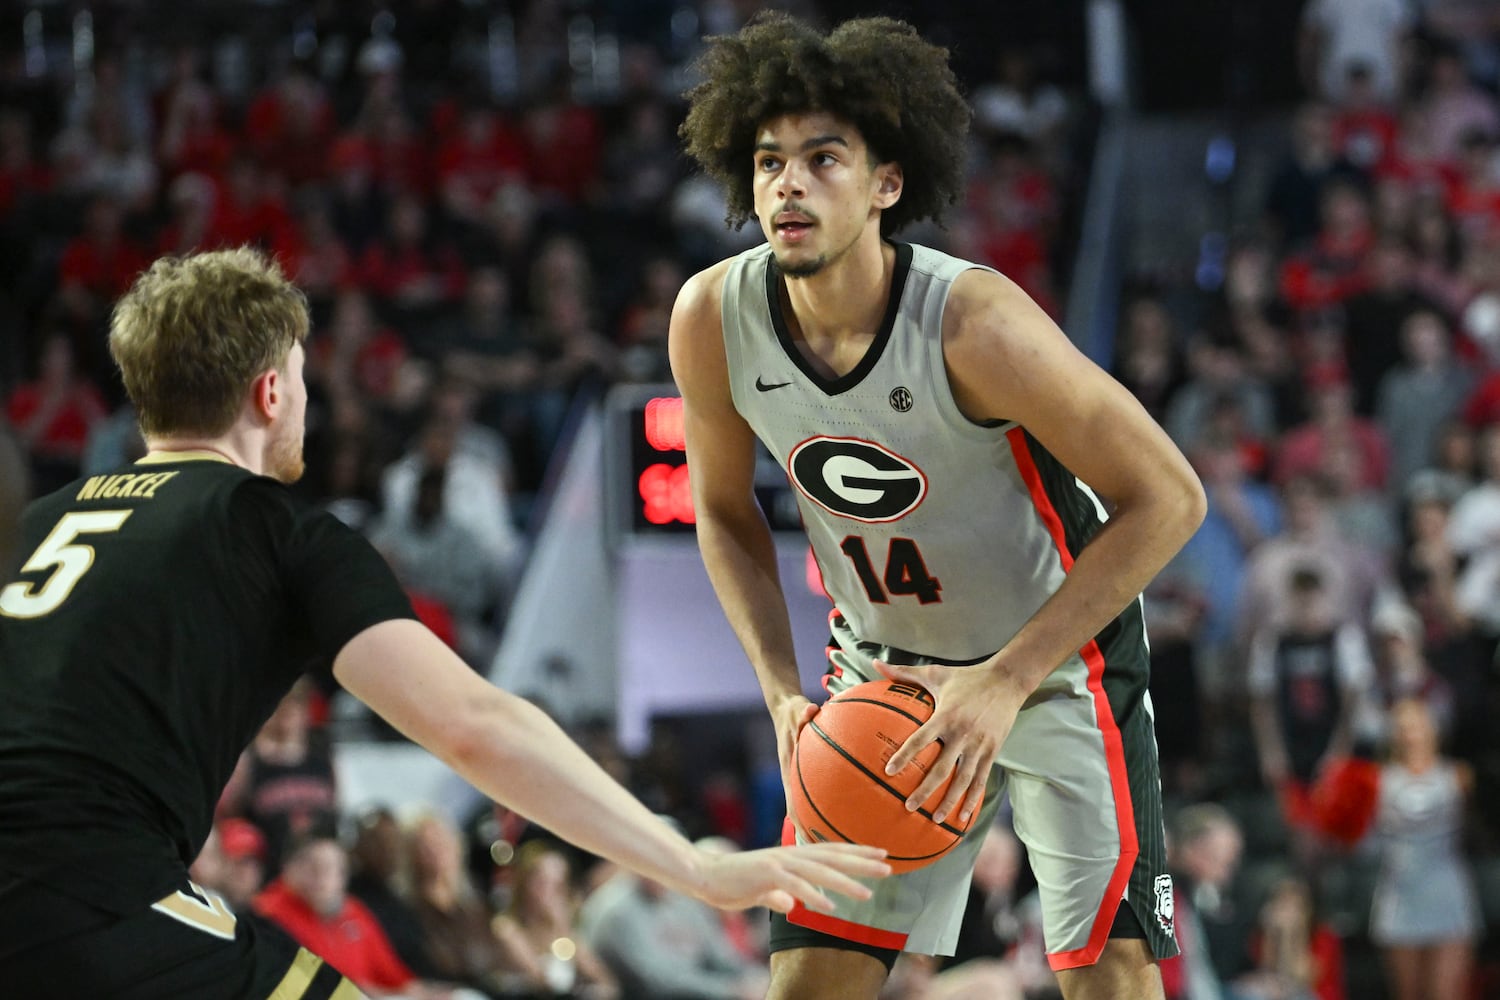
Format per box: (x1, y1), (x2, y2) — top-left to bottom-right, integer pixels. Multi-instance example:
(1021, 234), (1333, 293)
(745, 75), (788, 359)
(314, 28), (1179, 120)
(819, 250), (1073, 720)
(781, 614), (1180, 970)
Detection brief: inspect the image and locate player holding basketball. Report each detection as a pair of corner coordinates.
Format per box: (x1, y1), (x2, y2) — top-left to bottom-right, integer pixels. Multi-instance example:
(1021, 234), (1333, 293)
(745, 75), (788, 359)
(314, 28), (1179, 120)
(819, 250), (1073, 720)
(670, 14), (1205, 1000)
(0, 248), (888, 999)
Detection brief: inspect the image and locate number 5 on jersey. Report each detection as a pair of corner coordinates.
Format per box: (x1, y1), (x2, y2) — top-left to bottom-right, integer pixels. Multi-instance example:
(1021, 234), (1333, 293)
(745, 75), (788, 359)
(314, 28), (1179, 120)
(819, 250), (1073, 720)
(0, 510), (133, 619)
(839, 535), (942, 604)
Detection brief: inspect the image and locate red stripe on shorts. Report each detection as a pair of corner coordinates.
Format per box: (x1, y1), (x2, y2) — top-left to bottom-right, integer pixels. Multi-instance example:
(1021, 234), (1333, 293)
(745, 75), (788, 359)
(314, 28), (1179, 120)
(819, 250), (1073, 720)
(779, 818), (909, 951)
(1005, 428), (1139, 972)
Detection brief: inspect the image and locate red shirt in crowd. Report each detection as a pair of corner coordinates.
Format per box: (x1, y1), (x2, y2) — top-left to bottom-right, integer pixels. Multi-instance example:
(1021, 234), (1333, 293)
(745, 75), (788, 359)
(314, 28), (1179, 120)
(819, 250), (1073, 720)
(57, 234), (150, 300)
(358, 241), (467, 305)
(5, 381), (108, 460)
(437, 113), (528, 208)
(243, 80), (336, 185)
(1279, 229), (1374, 313)
(523, 102), (602, 204)
(253, 880), (415, 993)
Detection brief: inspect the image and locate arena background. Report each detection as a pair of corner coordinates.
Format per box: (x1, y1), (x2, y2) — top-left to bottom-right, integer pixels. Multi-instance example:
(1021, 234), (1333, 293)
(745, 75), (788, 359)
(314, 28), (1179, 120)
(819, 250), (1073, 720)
(3, 1), (1499, 997)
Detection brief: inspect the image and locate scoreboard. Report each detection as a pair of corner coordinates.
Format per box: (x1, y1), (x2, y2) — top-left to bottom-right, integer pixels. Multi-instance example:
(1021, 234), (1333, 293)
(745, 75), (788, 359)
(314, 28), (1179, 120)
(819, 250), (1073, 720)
(607, 384), (805, 539)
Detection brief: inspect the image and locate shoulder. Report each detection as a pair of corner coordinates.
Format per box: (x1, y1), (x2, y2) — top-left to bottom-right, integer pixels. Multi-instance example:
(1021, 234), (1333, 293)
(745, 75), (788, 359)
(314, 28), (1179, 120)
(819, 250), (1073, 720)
(672, 257), (738, 327)
(939, 264), (1056, 362)
(668, 258), (740, 383)
(223, 473), (313, 538)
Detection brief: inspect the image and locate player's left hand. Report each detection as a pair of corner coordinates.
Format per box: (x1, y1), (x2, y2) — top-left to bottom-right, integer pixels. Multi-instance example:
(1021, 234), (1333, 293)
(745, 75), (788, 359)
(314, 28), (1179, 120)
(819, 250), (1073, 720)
(690, 842), (891, 913)
(873, 658), (1028, 825)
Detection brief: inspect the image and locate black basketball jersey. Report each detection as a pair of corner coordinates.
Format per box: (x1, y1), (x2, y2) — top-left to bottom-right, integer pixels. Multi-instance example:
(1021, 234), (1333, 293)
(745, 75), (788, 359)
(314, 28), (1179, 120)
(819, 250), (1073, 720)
(0, 453), (416, 914)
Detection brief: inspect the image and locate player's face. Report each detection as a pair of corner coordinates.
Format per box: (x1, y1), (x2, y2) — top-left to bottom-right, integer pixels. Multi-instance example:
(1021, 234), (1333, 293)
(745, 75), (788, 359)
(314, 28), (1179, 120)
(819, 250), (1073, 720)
(267, 342), (307, 484)
(751, 112), (894, 279)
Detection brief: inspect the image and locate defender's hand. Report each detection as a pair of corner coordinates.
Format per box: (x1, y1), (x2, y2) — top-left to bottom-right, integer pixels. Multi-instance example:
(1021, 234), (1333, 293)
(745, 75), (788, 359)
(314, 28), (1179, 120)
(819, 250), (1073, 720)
(875, 659), (1025, 825)
(690, 842), (890, 913)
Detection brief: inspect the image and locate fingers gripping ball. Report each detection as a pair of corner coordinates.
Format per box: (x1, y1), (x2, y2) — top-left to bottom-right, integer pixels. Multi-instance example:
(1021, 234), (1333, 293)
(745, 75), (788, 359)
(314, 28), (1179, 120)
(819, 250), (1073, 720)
(790, 679), (983, 873)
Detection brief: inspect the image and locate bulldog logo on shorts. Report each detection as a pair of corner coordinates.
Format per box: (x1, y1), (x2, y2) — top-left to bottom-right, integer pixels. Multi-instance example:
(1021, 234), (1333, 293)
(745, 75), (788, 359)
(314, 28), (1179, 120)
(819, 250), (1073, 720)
(1153, 874), (1174, 934)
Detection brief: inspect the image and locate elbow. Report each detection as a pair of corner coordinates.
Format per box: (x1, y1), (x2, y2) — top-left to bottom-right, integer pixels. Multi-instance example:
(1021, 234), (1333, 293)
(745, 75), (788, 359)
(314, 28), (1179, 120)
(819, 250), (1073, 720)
(1134, 463), (1205, 550)
(432, 688), (525, 775)
(1178, 471), (1208, 539)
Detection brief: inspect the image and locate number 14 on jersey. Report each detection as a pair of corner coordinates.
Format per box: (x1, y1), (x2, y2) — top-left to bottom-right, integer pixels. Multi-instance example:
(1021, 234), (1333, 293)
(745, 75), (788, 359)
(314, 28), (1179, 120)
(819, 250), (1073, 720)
(839, 535), (942, 604)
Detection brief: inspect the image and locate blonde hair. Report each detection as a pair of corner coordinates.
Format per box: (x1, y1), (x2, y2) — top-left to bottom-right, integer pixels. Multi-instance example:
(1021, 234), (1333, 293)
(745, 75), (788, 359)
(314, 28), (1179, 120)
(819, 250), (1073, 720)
(109, 248), (309, 437)
(506, 839), (572, 918)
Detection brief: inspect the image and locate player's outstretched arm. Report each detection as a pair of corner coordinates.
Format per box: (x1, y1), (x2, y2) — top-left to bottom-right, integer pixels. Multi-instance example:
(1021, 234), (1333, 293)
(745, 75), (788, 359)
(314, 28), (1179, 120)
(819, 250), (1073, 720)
(334, 618), (889, 912)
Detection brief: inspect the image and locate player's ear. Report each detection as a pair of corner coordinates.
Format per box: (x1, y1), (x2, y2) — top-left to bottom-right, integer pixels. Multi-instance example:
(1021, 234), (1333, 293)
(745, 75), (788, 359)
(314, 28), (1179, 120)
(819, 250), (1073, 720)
(873, 162), (903, 210)
(249, 367), (280, 424)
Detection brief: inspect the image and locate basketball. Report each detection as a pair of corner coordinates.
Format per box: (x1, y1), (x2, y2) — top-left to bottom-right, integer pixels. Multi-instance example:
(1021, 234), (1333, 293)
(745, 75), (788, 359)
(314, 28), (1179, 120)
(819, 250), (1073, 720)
(789, 679), (983, 873)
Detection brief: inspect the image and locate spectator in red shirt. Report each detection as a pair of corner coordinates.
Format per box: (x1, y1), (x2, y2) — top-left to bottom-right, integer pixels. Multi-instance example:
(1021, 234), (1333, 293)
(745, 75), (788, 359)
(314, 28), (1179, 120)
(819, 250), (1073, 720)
(522, 74), (602, 206)
(1280, 179), (1376, 313)
(1275, 376), (1392, 490)
(1330, 63), (1401, 176)
(155, 55), (235, 183)
(55, 196), (150, 313)
(1244, 876), (1347, 1000)
(6, 332), (109, 492)
(359, 194), (467, 312)
(309, 289), (409, 406)
(1445, 127), (1500, 243)
(211, 156), (295, 253)
(274, 193), (356, 306)
(0, 108), (52, 218)
(243, 63), (335, 186)
(362, 105), (432, 200)
(254, 832), (453, 998)
(437, 101), (527, 219)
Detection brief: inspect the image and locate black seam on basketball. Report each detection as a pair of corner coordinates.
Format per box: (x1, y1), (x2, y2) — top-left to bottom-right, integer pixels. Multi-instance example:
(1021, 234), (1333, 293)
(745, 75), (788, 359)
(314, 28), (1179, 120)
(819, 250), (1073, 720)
(807, 719), (967, 837)
(797, 735), (950, 864)
(795, 743), (856, 845)
(828, 697), (929, 729)
(796, 740), (952, 863)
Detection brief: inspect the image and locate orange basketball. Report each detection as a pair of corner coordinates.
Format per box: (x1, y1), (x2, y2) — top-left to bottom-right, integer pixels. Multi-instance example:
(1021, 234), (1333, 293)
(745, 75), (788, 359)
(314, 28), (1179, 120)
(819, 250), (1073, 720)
(789, 679), (983, 873)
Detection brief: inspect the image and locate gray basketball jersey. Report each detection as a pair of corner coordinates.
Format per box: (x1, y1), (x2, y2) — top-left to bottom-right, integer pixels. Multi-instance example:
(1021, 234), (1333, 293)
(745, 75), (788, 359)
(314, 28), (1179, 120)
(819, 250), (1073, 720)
(722, 242), (1137, 666)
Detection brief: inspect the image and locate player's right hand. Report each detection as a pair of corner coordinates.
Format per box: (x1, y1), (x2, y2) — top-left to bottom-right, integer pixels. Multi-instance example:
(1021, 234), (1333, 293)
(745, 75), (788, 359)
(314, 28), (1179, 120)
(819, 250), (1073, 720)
(774, 696), (819, 838)
(690, 842), (890, 913)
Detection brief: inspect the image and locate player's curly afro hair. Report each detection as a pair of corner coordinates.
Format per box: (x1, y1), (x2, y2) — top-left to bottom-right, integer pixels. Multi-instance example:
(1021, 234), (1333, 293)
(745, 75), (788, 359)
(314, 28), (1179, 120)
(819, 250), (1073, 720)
(680, 13), (971, 237)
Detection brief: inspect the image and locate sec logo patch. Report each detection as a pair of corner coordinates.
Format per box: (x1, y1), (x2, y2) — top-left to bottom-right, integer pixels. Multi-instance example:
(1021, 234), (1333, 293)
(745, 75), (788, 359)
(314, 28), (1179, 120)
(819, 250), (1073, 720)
(787, 437), (927, 522)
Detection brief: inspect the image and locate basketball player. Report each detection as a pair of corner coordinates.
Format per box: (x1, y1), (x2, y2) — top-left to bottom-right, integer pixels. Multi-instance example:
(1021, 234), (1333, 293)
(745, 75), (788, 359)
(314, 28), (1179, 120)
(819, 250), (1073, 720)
(670, 15), (1206, 1000)
(0, 249), (889, 999)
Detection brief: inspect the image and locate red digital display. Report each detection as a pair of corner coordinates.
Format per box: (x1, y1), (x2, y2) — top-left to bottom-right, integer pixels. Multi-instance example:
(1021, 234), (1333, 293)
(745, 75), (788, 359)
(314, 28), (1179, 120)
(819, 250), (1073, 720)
(623, 392), (799, 535)
(643, 396), (687, 452)
(638, 462), (695, 525)
(637, 397), (694, 526)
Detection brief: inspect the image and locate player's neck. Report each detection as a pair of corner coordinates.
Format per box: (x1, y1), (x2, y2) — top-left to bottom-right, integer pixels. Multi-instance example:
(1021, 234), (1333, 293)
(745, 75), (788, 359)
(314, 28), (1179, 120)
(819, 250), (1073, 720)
(781, 236), (894, 343)
(144, 433), (261, 475)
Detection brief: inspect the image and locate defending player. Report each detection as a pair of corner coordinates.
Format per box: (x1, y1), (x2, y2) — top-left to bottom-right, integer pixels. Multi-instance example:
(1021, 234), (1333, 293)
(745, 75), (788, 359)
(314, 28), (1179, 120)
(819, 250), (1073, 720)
(670, 14), (1206, 1000)
(0, 248), (888, 999)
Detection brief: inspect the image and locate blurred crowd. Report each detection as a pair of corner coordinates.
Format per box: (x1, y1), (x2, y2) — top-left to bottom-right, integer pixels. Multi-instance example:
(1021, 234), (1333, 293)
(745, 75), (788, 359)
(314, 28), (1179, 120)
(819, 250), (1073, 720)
(1115, 5), (1500, 1000)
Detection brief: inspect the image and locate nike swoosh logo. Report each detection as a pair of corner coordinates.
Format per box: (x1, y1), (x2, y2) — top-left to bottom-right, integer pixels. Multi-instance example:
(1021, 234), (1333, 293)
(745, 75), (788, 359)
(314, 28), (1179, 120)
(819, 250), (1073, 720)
(756, 376), (792, 391)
